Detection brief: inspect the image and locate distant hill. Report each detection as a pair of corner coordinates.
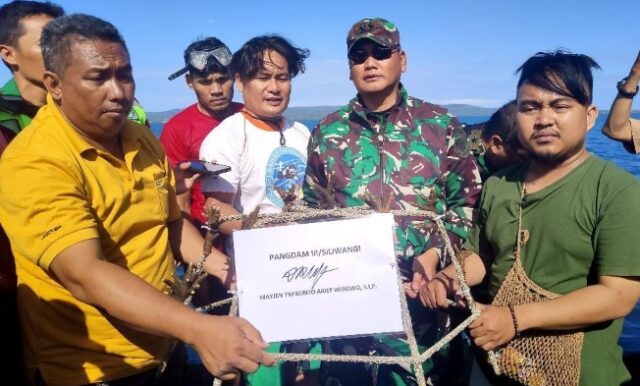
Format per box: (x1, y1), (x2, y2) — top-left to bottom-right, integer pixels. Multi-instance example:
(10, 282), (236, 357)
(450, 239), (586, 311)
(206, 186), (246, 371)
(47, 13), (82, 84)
(147, 103), (501, 125)
(284, 106), (342, 121)
(147, 109), (181, 124)
(441, 104), (497, 117)
(146, 105), (640, 125)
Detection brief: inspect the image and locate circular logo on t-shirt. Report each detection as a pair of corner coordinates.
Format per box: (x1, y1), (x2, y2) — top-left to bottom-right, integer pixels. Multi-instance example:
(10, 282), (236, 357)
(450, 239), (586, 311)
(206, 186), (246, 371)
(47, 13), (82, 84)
(265, 146), (307, 208)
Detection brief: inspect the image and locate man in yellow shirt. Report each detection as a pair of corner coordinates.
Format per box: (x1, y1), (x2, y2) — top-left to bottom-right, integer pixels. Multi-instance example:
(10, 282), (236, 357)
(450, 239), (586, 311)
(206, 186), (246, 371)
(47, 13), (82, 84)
(0, 13), (274, 386)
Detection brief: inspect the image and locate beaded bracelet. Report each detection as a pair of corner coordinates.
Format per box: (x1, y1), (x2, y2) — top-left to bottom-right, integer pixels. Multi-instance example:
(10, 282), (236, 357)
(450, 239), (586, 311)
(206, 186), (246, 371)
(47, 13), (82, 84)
(507, 304), (521, 337)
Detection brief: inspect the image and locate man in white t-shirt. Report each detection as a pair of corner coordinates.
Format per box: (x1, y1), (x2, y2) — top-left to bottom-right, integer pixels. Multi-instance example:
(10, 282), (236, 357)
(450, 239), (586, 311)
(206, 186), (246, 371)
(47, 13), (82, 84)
(200, 34), (310, 234)
(199, 34), (312, 386)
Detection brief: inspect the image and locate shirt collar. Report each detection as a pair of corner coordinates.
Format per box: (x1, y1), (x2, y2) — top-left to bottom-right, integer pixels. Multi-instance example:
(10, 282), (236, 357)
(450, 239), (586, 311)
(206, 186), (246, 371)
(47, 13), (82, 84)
(350, 82), (408, 115)
(44, 93), (142, 155)
(1, 78), (22, 98)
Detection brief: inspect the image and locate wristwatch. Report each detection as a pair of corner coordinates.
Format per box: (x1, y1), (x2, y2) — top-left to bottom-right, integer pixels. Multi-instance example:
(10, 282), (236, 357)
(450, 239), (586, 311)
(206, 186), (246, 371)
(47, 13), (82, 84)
(617, 77), (639, 98)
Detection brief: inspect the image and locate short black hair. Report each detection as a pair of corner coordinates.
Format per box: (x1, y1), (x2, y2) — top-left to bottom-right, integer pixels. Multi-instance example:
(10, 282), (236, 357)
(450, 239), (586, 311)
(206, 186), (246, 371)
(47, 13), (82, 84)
(40, 13), (128, 76)
(0, 0), (64, 71)
(482, 100), (518, 145)
(516, 50), (601, 106)
(231, 34), (309, 81)
(0, 0), (64, 47)
(184, 36), (230, 77)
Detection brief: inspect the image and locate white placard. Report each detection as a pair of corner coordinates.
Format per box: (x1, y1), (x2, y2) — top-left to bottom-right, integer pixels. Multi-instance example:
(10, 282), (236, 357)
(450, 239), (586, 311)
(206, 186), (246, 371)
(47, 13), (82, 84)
(233, 213), (403, 343)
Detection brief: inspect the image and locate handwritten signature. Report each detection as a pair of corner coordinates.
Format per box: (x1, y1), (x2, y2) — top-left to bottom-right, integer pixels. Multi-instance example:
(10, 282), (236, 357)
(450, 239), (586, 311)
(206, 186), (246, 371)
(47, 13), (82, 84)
(281, 262), (338, 289)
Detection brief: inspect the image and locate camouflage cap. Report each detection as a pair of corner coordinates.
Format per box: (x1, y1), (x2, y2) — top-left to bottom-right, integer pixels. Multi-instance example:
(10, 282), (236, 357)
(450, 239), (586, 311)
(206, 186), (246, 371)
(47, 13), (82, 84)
(346, 18), (400, 52)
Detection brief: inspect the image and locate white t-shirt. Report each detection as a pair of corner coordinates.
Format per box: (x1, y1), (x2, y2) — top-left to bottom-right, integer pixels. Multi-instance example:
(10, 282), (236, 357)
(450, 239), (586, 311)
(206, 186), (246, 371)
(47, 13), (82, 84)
(200, 112), (310, 214)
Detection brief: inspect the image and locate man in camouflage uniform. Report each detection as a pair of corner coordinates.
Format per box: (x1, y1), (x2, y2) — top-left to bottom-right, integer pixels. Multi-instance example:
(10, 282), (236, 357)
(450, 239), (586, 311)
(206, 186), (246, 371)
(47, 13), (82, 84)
(303, 17), (481, 386)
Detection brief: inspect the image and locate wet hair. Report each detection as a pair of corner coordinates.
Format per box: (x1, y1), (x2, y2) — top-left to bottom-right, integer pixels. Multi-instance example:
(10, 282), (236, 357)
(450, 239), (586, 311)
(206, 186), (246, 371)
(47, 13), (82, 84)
(482, 100), (518, 146)
(516, 50), (601, 106)
(0, 0), (64, 71)
(184, 36), (230, 77)
(231, 34), (310, 81)
(40, 13), (128, 76)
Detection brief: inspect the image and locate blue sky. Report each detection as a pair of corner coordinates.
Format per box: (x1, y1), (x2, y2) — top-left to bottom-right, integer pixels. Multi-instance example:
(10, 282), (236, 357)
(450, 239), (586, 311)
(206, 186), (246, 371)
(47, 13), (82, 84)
(2, 0), (639, 112)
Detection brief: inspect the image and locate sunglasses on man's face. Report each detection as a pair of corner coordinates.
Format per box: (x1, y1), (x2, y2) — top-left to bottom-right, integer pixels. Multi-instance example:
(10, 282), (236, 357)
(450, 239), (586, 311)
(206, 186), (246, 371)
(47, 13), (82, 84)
(348, 46), (398, 65)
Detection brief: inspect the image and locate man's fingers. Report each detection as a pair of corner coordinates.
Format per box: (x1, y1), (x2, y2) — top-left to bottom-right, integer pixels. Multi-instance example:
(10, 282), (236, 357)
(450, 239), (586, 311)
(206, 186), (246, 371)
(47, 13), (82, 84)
(424, 265), (436, 281)
(216, 371), (238, 381)
(469, 317), (483, 330)
(411, 271), (423, 292)
(231, 355), (263, 374)
(177, 161), (191, 170)
(236, 318), (268, 348)
(421, 284), (437, 309)
(403, 282), (418, 299)
(454, 290), (467, 308)
(432, 278), (450, 307)
(468, 324), (485, 338)
(417, 286), (430, 307)
(238, 341), (276, 367)
(482, 344), (496, 351)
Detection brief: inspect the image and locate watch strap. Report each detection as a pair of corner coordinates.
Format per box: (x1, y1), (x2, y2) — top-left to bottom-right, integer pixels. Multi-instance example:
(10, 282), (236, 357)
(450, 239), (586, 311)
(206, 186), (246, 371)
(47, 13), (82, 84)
(617, 77), (639, 98)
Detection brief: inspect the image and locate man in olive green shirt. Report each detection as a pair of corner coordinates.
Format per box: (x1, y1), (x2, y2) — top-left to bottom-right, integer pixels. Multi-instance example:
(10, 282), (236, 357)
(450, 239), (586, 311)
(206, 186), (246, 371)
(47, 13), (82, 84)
(420, 51), (640, 386)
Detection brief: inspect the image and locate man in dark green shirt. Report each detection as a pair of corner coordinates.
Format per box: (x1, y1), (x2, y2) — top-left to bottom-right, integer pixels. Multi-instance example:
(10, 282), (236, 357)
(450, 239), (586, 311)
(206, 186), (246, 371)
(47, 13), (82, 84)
(0, 1), (64, 152)
(0, 2), (64, 385)
(420, 50), (640, 386)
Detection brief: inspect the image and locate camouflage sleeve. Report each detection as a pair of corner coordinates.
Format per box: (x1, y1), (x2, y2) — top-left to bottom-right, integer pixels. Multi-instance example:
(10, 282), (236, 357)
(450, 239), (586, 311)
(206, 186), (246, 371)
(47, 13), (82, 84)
(302, 124), (327, 208)
(427, 116), (482, 262)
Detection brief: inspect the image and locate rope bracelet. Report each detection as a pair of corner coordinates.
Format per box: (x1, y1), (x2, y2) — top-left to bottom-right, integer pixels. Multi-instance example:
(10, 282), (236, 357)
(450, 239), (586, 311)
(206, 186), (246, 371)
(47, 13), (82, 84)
(507, 304), (521, 337)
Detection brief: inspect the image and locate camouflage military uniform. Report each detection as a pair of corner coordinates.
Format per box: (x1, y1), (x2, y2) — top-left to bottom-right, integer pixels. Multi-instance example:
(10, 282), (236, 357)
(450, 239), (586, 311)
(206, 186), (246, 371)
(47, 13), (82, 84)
(465, 122), (492, 182)
(303, 84), (481, 385)
(304, 84), (481, 276)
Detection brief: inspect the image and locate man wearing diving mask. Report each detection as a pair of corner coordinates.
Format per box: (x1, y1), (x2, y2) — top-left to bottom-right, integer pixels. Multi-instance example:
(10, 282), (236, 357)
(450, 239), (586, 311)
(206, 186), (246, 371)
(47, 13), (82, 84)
(160, 36), (243, 386)
(160, 37), (242, 231)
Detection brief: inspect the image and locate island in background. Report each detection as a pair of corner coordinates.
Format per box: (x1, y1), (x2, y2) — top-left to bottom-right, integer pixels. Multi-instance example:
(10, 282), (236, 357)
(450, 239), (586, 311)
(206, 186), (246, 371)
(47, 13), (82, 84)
(146, 104), (499, 124)
(146, 104), (637, 125)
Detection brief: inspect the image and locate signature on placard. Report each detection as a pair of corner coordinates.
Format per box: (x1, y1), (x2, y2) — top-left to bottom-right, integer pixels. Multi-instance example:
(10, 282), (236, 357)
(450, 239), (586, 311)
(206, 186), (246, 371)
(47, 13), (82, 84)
(281, 262), (338, 289)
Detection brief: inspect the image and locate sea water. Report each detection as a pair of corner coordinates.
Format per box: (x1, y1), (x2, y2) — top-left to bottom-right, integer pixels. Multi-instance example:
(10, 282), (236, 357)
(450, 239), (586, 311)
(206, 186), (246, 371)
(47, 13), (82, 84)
(152, 113), (640, 353)
(152, 114), (640, 178)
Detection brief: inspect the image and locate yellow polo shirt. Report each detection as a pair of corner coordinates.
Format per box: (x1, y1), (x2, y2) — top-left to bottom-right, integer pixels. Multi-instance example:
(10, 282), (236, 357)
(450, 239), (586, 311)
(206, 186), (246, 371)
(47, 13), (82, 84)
(0, 94), (181, 386)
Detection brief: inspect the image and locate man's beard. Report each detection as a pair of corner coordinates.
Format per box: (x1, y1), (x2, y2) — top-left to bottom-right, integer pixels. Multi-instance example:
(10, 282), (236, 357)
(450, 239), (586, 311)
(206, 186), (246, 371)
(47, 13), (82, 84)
(529, 151), (569, 165)
(528, 140), (585, 166)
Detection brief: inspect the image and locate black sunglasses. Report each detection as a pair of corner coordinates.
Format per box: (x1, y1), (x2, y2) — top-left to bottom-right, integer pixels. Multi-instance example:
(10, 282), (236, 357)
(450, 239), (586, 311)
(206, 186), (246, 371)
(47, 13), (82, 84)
(348, 46), (398, 65)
